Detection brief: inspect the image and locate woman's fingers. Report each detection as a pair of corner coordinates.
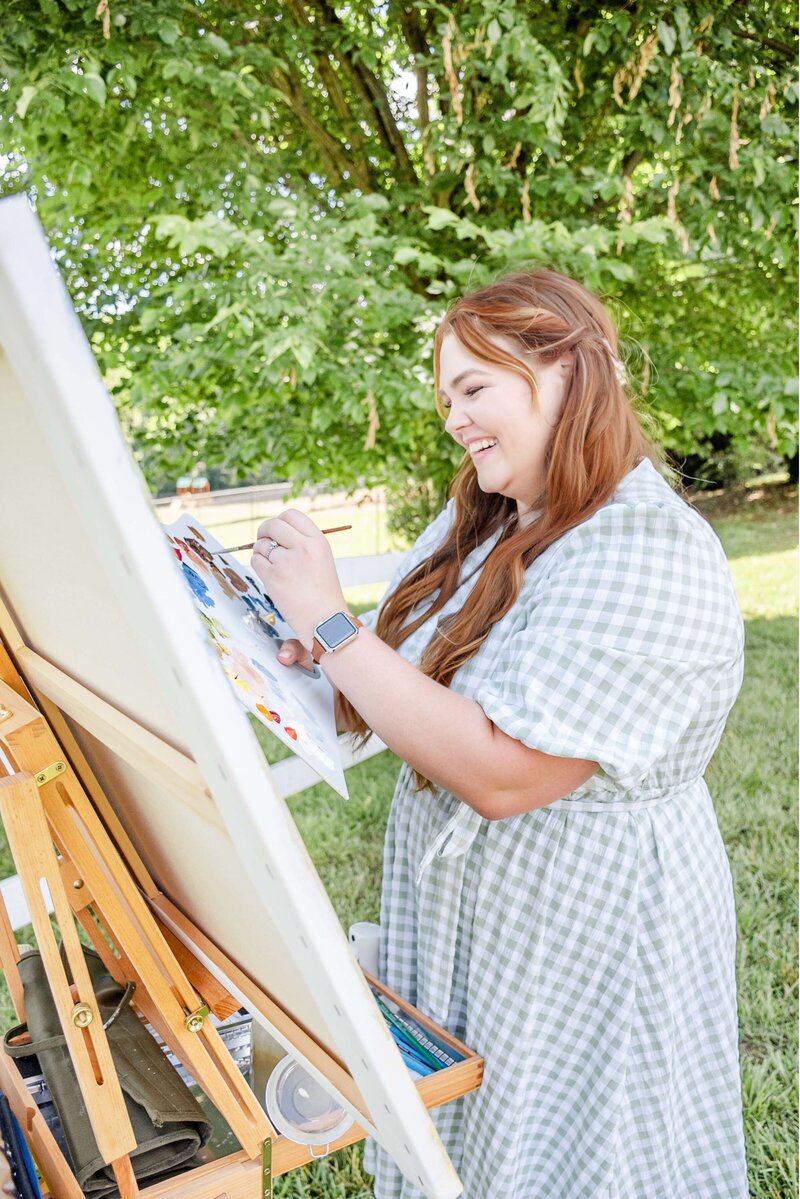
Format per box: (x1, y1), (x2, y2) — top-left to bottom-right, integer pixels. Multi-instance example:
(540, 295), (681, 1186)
(276, 509), (322, 537)
(254, 515), (305, 549)
(255, 509), (320, 545)
(277, 639), (314, 670)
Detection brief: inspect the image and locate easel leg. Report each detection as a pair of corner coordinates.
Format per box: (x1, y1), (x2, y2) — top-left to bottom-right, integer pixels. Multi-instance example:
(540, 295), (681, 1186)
(0, 772), (138, 1167)
(0, 665), (276, 1165)
(0, 680), (275, 1158)
(0, 1050), (84, 1199)
(38, 771), (275, 1157)
(0, 886), (25, 1020)
(112, 1154), (141, 1199)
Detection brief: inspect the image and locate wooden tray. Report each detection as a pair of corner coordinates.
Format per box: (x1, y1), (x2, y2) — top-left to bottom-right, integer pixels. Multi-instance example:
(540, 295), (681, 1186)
(0, 962), (482, 1198)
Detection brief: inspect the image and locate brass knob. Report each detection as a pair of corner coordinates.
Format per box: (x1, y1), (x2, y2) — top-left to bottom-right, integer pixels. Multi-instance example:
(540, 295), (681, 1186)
(184, 1005), (208, 1033)
(71, 1002), (94, 1028)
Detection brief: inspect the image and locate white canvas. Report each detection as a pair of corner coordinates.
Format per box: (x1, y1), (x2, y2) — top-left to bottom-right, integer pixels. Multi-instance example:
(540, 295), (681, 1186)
(0, 194), (463, 1199)
(164, 514), (347, 797)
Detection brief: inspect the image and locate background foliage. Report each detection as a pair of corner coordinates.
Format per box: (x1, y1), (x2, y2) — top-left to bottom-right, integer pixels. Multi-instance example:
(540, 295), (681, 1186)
(0, 0), (797, 513)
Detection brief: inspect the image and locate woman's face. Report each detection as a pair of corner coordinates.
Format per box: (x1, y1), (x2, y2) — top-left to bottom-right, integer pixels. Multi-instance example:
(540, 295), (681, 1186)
(439, 332), (571, 521)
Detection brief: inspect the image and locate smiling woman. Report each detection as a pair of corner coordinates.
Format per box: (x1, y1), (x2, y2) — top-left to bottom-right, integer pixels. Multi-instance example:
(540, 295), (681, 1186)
(253, 268), (749, 1199)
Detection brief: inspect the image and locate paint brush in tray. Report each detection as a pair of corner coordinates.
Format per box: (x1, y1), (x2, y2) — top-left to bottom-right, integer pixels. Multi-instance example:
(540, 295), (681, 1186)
(213, 525), (352, 555)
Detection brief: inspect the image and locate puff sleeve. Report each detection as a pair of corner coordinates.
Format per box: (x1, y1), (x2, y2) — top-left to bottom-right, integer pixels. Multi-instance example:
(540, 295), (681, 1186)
(478, 502), (744, 788)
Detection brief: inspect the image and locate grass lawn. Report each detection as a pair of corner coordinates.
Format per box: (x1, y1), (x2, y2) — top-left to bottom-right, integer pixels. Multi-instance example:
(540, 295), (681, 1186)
(0, 486), (795, 1198)
(700, 497), (798, 1199)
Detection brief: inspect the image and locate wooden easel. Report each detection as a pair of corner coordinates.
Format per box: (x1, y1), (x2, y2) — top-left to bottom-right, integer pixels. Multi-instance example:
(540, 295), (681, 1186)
(0, 618), (482, 1198)
(0, 648), (275, 1193)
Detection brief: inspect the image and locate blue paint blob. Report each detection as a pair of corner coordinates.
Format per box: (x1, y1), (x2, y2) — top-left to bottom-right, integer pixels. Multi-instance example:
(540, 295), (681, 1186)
(251, 657), (279, 687)
(181, 562), (215, 609)
(251, 659), (290, 703)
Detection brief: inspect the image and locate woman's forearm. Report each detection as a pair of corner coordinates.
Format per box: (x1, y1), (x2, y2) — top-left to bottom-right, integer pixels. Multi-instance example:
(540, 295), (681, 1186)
(319, 627), (595, 818)
(322, 628), (497, 808)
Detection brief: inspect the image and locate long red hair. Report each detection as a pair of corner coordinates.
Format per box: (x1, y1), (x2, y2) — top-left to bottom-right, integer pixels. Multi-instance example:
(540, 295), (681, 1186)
(339, 269), (658, 780)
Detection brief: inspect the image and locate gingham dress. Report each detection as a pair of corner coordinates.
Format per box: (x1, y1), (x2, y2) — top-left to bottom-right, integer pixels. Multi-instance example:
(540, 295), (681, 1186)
(362, 459), (748, 1199)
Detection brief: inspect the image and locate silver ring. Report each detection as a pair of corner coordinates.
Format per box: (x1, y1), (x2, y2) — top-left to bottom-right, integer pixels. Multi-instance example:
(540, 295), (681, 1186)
(265, 539), (280, 563)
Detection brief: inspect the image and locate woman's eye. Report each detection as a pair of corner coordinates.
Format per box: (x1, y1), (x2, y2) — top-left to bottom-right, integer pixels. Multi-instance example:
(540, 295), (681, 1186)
(465, 386), (484, 397)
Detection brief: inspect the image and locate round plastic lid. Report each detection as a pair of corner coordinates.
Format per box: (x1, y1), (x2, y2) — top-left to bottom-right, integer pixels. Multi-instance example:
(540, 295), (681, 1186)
(265, 1056), (354, 1147)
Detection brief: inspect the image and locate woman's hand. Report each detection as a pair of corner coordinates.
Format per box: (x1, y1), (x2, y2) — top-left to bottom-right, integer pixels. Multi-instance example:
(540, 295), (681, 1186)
(251, 509), (347, 648)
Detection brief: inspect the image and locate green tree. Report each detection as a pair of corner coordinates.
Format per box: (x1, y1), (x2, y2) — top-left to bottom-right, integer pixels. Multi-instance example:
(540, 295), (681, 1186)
(1, 1), (796, 510)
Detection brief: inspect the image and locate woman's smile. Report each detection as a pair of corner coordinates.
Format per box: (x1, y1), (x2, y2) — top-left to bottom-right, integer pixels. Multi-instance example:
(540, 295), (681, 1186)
(465, 437), (498, 459)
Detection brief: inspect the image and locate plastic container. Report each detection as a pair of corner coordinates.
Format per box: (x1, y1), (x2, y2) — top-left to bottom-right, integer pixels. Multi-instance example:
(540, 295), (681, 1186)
(264, 1055), (354, 1155)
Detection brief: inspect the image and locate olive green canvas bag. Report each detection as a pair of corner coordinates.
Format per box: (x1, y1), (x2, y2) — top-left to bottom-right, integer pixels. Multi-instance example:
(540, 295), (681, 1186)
(3, 946), (212, 1195)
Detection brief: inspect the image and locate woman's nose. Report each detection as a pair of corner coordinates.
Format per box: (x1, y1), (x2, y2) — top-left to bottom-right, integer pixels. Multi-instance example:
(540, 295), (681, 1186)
(445, 403), (470, 438)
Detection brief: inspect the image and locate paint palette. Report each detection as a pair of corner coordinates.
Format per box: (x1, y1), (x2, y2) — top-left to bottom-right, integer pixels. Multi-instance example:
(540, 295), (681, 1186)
(165, 516), (347, 798)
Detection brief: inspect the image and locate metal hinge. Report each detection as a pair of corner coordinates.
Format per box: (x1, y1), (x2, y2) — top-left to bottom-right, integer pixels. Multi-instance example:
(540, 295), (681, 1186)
(35, 761), (66, 786)
(261, 1137), (272, 1199)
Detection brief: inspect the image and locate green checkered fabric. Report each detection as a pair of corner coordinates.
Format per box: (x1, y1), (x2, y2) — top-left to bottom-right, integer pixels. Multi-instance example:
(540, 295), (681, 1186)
(363, 461), (748, 1198)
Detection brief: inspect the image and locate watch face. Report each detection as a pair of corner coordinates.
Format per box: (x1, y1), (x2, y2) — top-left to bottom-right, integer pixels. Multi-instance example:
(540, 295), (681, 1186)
(316, 612), (357, 650)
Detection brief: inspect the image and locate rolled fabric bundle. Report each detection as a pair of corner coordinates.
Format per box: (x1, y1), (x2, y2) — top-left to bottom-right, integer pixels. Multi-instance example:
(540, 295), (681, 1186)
(4, 947), (211, 1196)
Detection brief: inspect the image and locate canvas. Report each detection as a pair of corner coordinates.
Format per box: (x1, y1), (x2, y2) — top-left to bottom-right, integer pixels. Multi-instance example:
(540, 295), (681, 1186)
(0, 194), (464, 1199)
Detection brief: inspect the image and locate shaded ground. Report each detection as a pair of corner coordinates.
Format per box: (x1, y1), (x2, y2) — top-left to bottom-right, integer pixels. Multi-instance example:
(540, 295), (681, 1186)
(687, 475), (797, 521)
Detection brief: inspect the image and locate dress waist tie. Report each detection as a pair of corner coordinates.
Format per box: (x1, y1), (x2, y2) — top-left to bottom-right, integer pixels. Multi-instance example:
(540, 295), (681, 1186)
(415, 806), (485, 887)
(417, 781), (700, 887)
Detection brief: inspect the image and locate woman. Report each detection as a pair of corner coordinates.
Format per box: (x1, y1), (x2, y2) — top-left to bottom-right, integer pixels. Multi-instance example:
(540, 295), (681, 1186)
(251, 269), (749, 1198)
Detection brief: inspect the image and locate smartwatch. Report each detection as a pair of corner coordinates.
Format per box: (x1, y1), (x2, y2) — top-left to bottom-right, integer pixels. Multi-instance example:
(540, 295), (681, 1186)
(311, 611), (363, 664)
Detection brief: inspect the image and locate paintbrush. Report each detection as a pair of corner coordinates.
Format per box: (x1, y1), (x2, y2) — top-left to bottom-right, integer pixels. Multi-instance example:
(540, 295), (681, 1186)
(212, 524), (352, 555)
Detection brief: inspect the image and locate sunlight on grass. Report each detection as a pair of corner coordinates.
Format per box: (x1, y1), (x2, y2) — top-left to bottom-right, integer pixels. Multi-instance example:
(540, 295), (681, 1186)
(714, 510), (797, 621)
(728, 549), (797, 620)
